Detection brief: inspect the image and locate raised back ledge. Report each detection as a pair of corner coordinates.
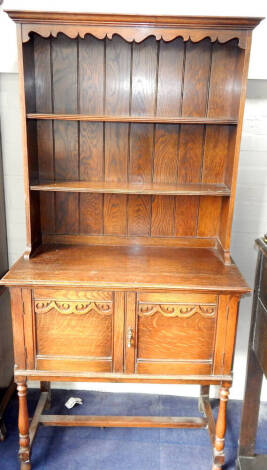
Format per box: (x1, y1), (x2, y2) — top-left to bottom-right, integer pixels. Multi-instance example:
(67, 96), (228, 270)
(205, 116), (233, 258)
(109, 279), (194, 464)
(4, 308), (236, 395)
(5, 10), (264, 48)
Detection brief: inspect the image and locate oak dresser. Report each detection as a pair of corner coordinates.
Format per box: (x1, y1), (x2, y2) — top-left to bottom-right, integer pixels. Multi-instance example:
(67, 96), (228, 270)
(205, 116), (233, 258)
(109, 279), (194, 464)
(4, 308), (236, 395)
(1, 10), (262, 469)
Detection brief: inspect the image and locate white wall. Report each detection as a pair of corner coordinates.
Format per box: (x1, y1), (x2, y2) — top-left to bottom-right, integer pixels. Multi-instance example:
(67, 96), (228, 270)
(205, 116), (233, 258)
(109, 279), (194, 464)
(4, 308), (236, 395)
(0, 1), (267, 399)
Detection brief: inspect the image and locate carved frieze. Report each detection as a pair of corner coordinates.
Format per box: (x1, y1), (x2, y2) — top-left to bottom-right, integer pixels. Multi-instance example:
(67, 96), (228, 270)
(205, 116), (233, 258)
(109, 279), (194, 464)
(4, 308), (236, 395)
(138, 303), (216, 318)
(34, 300), (112, 315)
(20, 24), (248, 49)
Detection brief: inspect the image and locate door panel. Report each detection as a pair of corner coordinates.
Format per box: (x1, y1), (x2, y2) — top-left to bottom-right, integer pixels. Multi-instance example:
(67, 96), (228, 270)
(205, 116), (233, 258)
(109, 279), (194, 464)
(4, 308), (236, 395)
(33, 288), (119, 373)
(126, 291), (217, 375)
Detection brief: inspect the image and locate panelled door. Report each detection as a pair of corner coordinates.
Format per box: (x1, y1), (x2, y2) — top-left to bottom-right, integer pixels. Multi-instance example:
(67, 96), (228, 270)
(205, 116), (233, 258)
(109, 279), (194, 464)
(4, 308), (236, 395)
(125, 291), (219, 375)
(25, 289), (124, 373)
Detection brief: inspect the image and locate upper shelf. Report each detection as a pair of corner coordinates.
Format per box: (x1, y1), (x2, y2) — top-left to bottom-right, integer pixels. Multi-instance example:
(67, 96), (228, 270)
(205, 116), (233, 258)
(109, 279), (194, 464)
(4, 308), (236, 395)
(26, 114), (237, 125)
(30, 181), (231, 196)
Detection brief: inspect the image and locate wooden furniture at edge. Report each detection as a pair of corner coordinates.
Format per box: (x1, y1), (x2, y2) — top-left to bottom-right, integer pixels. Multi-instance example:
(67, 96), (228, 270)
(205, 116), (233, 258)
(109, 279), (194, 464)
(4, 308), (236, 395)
(236, 236), (267, 470)
(1, 10), (262, 470)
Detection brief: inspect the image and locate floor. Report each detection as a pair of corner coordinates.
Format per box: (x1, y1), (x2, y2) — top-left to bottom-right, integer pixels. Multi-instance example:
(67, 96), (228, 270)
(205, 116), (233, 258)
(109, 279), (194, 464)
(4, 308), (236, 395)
(1, 389), (267, 470)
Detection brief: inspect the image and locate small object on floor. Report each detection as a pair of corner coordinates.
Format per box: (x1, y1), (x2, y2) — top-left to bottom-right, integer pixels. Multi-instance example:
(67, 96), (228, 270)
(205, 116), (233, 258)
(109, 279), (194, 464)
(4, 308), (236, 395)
(64, 397), (83, 409)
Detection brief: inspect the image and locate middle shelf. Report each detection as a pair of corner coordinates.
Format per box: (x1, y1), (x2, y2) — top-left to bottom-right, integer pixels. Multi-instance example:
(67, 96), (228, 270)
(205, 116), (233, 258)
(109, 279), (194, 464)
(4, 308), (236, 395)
(30, 181), (231, 196)
(26, 113), (238, 125)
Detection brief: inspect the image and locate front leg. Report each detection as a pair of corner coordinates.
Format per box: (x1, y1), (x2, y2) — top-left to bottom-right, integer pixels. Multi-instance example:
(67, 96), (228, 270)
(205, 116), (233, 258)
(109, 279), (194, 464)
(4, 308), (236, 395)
(212, 386), (229, 470)
(17, 381), (31, 470)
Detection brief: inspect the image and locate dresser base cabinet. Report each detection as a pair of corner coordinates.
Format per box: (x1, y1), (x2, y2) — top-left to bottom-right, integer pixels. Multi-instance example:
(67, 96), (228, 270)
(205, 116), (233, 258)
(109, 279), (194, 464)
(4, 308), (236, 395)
(2, 9), (261, 470)
(10, 284), (240, 470)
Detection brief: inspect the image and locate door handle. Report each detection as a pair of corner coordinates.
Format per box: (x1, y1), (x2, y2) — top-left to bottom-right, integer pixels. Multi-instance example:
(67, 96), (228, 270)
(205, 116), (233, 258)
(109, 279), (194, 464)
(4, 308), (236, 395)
(127, 327), (133, 348)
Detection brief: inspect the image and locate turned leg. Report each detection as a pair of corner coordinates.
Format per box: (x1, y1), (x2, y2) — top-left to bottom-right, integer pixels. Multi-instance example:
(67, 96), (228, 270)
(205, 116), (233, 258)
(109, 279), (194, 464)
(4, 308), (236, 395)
(212, 386), (229, 470)
(40, 381), (51, 410)
(17, 381), (31, 470)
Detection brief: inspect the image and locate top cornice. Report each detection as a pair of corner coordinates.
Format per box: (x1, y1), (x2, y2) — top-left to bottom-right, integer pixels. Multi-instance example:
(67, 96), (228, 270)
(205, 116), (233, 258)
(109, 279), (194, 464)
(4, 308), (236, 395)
(5, 11), (263, 28)
(5, 11), (264, 48)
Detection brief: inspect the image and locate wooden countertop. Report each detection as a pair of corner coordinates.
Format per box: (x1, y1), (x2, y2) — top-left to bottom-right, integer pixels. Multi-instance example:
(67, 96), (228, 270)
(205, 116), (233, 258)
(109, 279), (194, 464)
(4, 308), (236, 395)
(0, 244), (250, 294)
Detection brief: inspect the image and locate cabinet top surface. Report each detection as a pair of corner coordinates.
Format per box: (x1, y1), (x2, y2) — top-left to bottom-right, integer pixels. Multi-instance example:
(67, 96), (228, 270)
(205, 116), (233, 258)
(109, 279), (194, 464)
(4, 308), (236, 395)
(1, 245), (249, 294)
(5, 10), (263, 28)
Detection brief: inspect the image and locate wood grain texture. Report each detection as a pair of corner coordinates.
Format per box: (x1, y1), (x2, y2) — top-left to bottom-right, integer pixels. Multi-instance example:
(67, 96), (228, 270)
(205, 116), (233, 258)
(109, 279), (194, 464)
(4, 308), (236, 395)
(151, 196), (175, 237)
(19, 29), (42, 257)
(223, 296), (240, 374)
(208, 41), (243, 119)
(104, 36), (131, 184)
(17, 382), (30, 465)
(36, 358), (112, 373)
(105, 123), (128, 183)
(79, 36), (104, 114)
(213, 295), (229, 375)
(10, 288), (26, 370)
(202, 126), (230, 184)
(105, 36), (131, 115)
(113, 292), (124, 372)
(153, 125), (179, 184)
(33, 38), (55, 241)
(182, 39), (211, 117)
(137, 311), (216, 360)
(27, 113), (238, 124)
(31, 181), (230, 196)
(39, 414), (208, 428)
(214, 386), (229, 467)
(23, 40), (36, 114)
(104, 194), (127, 235)
(125, 292), (136, 373)
(80, 122), (104, 182)
(177, 125), (204, 183)
(156, 38), (184, 116)
(129, 124), (153, 184)
(217, 37), (251, 257)
(175, 196), (199, 237)
(137, 362), (212, 375)
(80, 193), (103, 235)
(37, 120), (54, 182)
(14, 368), (232, 385)
(55, 193), (79, 234)
(22, 289), (35, 370)
(43, 234), (217, 249)
(54, 121), (78, 180)
(139, 292), (217, 304)
(197, 196), (222, 237)
(40, 193), (55, 234)
(53, 120), (79, 234)
(34, 36), (52, 113)
(52, 35), (77, 113)
(131, 37), (158, 116)
(8, 11), (262, 50)
(33, 288), (113, 301)
(36, 307), (112, 357)
(1, 245), (250, 293)
(127, 195), (151, 236)
(9, 10), (262, 26)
